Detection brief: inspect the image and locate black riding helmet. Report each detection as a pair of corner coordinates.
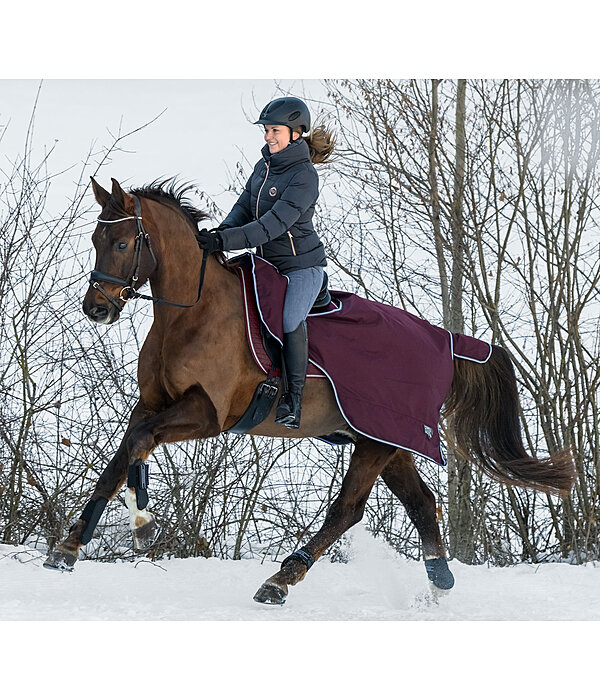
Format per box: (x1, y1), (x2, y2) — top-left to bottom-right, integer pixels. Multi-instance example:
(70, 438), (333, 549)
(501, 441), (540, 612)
(254, 97), (311, 135)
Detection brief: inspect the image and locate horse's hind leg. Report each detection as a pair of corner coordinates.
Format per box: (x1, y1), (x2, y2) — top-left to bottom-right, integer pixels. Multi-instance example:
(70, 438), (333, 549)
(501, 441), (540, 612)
(380, 451), (454, 591)
(254, 438), (396, 605)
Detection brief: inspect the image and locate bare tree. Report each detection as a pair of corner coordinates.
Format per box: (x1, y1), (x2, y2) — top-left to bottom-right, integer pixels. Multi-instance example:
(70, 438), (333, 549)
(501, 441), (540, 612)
(4, 80), (598, 570)
(321, 78), (598, 564)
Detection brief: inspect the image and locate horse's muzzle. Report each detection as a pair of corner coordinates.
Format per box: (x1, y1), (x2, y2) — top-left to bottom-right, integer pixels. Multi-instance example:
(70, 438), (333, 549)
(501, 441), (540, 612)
(83, 278), (124, 324)
(82, 297), (121, 325)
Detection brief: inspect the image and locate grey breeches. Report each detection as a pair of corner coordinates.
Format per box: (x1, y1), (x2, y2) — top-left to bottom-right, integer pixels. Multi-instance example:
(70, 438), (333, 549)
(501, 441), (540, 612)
(283, 267), (325, 333)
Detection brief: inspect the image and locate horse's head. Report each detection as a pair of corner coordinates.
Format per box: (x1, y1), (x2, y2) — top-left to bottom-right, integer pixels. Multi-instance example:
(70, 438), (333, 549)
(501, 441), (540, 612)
(83, 178), (155, 324)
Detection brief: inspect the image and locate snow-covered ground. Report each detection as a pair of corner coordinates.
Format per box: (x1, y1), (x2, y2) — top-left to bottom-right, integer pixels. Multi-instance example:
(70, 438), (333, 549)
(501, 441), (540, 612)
(2, 525), (598, 699)
(2, 526), (599, 621)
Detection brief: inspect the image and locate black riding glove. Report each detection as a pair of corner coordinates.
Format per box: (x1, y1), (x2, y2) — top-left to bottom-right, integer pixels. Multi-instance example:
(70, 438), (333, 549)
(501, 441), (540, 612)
(197, 228), (224, 254)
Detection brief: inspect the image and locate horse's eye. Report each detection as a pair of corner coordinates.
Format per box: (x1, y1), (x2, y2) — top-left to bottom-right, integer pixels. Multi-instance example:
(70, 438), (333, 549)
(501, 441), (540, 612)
(118, 242), (128, 250)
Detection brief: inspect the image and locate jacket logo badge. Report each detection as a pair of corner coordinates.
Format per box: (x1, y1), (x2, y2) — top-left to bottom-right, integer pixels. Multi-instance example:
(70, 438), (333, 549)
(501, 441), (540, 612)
(269, 187), (277, 197)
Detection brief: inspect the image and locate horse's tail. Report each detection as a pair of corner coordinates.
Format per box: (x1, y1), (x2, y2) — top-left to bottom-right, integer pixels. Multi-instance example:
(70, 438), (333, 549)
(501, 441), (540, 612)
(443, 344), (575, 495)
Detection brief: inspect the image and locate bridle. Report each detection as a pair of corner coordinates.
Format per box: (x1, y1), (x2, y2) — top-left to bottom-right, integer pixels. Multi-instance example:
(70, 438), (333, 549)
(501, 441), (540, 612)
(89, 195), (208, 312)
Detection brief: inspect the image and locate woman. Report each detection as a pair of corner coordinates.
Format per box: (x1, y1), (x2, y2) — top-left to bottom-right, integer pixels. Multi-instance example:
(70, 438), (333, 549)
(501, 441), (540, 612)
(196, 96), (335, 429)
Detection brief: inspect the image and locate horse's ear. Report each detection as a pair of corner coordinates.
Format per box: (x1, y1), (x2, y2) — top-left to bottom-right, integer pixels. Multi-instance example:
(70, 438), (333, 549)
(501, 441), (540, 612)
(111, 178), (125, 209)
(110, 178), (135, 214)
(90, 177), (111, 207)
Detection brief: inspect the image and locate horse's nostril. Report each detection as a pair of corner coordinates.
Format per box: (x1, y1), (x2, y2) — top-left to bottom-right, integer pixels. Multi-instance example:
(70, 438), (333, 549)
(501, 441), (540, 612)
(90, 305), (109, 321)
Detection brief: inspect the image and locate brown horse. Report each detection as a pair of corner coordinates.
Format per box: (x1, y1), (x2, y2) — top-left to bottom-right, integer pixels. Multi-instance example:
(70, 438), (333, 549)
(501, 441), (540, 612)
(44, 178), (575, 604)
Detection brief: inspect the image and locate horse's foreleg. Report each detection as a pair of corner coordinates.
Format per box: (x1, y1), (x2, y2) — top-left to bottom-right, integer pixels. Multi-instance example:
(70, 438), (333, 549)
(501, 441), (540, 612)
(381, 451), (454, 591)
(44, 401), (152, 571)
(125, 385), (220, 457)
(46, 386), (219, 572)
(119, 385), (220, 551)
(254, 439), (396, 605)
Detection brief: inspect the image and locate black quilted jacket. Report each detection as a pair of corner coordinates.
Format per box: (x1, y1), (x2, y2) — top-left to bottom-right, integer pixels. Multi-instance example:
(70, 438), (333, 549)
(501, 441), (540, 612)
(218, 138), (327, 273)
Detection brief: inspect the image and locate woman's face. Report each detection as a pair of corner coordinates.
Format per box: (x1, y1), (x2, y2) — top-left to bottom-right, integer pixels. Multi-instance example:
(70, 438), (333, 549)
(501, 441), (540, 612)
(263, 124), (299, 154)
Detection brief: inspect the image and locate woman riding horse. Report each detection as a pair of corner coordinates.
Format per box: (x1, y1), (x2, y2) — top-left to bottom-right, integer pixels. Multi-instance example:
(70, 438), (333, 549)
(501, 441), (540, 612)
(196, 97), (334, 430)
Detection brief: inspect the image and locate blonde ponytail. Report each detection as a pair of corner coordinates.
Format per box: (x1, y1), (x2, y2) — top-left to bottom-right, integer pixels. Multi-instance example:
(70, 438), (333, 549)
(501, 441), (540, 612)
(295, 124), (336, 164)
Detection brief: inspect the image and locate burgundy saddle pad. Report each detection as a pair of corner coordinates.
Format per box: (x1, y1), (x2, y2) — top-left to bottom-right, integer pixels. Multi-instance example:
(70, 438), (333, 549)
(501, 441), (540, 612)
(234, 254), (491, 465)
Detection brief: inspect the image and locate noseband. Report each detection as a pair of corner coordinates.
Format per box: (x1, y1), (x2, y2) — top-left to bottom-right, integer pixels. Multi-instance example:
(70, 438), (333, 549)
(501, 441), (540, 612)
(90, 195), (208, 312)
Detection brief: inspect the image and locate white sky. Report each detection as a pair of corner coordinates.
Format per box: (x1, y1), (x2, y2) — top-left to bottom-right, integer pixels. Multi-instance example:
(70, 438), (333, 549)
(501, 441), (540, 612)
(2, 0), (599, 219)
(0, 78), (327, 219)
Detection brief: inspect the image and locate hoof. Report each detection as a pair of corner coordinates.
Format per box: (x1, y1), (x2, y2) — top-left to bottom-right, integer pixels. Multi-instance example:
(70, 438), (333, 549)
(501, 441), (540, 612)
(253, 582), (288, 606)
(43, 549), (77, 572)
(429, 582), (451, 599)
(132, 518), (160, 552)
(424, 557), (455, 590)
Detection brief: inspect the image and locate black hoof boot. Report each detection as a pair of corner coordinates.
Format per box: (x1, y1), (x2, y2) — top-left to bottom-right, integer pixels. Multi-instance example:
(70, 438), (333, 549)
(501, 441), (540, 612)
(424, 557), (455, 590)
(253, 582), (288, 605)
(43, 549), (78, 572)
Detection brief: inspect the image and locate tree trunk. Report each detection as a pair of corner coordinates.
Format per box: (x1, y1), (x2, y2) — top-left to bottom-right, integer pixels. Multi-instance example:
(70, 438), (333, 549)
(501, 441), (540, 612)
(429, 79), (451, 327)
(446, 79), (476, 563)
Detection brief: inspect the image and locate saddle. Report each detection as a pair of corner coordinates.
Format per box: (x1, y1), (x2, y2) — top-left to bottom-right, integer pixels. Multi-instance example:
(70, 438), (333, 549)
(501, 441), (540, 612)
(231, 255), (330, 375)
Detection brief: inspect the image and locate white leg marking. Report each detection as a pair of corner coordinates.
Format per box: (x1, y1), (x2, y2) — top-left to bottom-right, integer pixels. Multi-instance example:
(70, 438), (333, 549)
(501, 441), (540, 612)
(125, 487), (154, 531)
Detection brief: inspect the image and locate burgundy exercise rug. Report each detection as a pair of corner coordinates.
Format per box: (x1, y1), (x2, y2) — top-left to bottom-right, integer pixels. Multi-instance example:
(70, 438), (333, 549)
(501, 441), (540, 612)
(236, 254), (492, 466)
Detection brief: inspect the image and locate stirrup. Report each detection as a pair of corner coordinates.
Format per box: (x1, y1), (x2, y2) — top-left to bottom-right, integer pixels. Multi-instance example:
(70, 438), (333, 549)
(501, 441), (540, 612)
(275, 393), (301, 428)
(275, 413), (301, 429)
(275, 393), (292, 418)
(274, 410), (301, 429)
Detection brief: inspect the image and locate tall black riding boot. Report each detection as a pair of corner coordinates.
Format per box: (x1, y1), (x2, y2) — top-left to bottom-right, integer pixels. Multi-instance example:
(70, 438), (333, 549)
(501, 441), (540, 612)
(275, 321), (308, 429)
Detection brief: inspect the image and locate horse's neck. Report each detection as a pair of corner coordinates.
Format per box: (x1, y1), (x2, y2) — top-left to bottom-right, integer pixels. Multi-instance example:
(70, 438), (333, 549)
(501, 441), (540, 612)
(145, 207), (236, 320)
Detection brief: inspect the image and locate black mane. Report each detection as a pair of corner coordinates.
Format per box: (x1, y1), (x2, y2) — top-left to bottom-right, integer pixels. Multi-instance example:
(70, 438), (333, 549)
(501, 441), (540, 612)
(129, 179), (210, 228)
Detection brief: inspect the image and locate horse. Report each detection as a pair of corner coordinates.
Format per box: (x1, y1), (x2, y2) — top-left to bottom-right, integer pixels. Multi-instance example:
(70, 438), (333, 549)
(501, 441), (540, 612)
(44, 177), (575, 605)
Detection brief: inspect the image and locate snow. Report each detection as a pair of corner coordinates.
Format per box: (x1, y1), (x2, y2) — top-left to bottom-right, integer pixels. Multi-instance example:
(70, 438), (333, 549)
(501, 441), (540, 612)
(2, 525), (599, 622)
(3, 525), (598, 699)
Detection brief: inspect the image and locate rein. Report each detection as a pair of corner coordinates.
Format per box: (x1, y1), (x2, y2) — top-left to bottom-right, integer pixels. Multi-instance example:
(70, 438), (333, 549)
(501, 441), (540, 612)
(90, 195), (209, 311)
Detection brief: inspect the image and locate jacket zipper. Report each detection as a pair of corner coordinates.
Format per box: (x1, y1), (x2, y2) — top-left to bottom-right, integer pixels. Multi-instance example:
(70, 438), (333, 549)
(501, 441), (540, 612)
(256, 161), (270, 220)
(288, 231), (297, 255)
(256, 161), (270, 258)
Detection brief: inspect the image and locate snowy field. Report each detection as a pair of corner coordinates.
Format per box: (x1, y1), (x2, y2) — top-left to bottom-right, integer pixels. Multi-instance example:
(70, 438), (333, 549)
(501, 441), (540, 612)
(2, 526), (599, 622)
(2, 526), (598, 700)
